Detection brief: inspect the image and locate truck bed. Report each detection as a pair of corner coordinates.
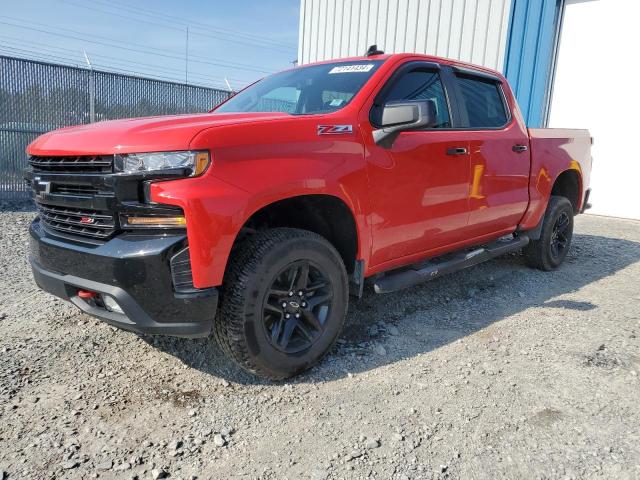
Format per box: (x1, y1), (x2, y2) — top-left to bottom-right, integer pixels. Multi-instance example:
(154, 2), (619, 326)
(520, 128), (592, 230)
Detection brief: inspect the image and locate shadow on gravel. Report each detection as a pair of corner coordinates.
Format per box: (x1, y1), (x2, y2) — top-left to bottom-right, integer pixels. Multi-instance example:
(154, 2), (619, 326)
(543, 299), (597, 311)
(148, 233), (640, 385)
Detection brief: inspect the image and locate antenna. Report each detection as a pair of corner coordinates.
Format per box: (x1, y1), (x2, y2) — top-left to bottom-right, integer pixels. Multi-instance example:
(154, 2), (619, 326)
(365, 44), (384, 56)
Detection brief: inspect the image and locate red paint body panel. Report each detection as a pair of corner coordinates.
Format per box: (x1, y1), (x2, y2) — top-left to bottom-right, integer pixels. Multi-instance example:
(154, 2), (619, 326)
(26, 112), (293, 155)
(519, 128), (592, 230)
(151, 114), (371, 288)
(27, 53), (592, 289)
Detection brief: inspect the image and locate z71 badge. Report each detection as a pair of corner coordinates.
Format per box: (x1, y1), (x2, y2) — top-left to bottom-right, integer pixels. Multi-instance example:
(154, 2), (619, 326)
(317, 125), (353, 135)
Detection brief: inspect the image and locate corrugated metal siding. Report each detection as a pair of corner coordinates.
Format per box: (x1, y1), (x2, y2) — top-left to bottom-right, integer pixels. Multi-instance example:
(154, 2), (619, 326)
(298, 0), (513, 71)
(503, 0), (564, 127)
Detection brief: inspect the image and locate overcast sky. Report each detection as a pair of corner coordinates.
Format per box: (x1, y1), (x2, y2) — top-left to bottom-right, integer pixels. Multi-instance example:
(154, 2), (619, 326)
(0, 0), (300, 90)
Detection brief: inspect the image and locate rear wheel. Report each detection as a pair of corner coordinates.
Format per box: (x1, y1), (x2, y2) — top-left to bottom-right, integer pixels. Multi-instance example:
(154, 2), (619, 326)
(524, 195), (574, 270)
(215, 228), (348, 379)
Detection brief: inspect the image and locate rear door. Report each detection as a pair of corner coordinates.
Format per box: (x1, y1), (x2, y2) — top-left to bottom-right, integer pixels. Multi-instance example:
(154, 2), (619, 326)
(449, 68), (530, 238)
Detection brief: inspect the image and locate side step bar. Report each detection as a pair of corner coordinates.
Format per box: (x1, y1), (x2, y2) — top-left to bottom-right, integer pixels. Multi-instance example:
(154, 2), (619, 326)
(373, 235), (530, 294)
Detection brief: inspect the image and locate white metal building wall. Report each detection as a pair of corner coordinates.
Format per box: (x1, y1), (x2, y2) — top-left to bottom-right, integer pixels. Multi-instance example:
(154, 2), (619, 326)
(298, 0), (513, 71)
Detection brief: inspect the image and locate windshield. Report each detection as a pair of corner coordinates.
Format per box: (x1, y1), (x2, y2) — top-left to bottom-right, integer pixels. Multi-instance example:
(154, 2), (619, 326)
(215, 60), (384, 115)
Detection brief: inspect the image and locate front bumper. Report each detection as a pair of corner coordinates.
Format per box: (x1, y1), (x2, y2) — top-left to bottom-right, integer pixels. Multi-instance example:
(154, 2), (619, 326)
(29, 219), (217, 337)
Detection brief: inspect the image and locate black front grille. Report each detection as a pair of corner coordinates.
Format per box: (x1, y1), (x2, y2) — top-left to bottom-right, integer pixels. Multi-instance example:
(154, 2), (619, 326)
(51, 184), (101, 196)
(27, 155), (182, 242)
(29, 155), (114, 173)
(36, 203), (116, 239)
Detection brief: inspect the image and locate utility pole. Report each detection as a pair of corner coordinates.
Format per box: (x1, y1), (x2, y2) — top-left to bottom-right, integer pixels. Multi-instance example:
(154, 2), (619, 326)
(184, 27), (189, 111)
(83, 49), (96, 123)
(185, 27), (189, 84)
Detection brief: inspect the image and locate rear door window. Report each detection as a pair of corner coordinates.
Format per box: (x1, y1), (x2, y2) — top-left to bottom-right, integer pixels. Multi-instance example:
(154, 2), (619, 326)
(454, 74), (508, 128)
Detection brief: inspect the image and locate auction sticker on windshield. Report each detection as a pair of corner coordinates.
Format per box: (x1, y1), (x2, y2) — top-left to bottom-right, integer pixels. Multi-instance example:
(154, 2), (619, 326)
(329, 64), (375, 74)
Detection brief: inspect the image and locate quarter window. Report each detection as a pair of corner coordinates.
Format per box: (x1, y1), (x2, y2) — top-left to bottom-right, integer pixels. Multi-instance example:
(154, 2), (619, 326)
(455, 75), (508, 128)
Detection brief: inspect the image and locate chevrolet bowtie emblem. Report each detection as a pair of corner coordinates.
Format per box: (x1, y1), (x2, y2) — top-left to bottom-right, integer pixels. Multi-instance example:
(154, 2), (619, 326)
(33, 177), (51, 198)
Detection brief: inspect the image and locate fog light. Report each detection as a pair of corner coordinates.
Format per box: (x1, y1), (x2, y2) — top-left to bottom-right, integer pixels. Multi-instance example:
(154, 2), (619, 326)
(123, 215), (186, 228)
(102, 295), (124, 314)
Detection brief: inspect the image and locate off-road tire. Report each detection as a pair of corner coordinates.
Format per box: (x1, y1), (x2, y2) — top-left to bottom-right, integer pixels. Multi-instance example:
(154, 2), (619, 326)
(214, 228), (348, 380)
(524, 195), (574, 271)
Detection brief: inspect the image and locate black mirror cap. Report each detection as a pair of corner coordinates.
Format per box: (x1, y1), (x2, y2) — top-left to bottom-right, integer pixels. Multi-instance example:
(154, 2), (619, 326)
(373, 99), (437, 148)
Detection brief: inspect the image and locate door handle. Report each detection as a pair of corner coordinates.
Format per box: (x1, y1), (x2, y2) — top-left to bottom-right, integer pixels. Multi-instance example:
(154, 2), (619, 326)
(446, 147), (467, 156)
(512, 144), (528, 153)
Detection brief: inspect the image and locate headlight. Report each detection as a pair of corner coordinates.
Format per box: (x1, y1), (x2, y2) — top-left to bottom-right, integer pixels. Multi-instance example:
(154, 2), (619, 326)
(114, 151), (210, 176)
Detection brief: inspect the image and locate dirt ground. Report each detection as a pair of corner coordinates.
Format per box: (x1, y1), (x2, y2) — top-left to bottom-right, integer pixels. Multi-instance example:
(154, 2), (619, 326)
(0, 211), (639, 480)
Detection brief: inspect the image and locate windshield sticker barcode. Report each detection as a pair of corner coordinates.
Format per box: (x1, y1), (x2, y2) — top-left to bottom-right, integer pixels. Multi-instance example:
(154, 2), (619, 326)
(329, 64), (375, 74)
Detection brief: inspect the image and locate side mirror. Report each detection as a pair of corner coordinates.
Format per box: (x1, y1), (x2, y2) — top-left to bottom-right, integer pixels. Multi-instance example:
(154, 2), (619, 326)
(372, 99), (437, 148)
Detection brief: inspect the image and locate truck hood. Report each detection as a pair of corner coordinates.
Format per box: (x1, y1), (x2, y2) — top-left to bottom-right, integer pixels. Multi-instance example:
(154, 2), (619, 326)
(27, 112), (290, 156)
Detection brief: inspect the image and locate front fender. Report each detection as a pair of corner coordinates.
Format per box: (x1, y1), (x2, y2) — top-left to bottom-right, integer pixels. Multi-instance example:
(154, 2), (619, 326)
(150, 169), (370, 289)
(155, 117), (371, 288)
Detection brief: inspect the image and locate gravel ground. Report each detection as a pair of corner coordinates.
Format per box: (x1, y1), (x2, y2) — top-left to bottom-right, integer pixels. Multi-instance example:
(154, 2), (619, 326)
(0, 211), (639, 480)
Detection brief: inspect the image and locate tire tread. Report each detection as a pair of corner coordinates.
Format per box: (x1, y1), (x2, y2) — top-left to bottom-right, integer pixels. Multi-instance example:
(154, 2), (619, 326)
(214, 228), (346, 380)
(524, 195), (574, 271)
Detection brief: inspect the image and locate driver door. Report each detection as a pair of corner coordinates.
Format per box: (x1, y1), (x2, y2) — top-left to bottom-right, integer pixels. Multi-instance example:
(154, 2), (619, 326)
(364, 62), (471, 268)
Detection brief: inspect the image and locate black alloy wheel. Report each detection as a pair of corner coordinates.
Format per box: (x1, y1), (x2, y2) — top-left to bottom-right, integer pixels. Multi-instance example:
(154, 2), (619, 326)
(550, 211), (571, 261)
(215, 228), (348, 379)
(263, 260), (334, 354)
(523, 195), (574, 271)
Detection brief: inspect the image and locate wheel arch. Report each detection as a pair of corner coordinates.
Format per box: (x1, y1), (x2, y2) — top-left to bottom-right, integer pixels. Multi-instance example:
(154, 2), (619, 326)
(551, 168), (582, 214)
(520, 164), (584, 232)
(231, 193), (361, 275)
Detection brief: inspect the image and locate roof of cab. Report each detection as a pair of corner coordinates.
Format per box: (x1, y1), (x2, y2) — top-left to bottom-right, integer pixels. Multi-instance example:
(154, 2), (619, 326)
(304, 52), (505, 81)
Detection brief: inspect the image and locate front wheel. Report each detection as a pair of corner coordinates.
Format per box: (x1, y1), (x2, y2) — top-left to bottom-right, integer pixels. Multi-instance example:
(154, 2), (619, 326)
(215, 228), (348, 380)
(524, 195), (574, 271)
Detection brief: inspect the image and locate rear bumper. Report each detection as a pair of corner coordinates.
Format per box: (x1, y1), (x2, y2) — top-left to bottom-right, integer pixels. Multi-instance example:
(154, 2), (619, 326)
(29, 219), (217, 337)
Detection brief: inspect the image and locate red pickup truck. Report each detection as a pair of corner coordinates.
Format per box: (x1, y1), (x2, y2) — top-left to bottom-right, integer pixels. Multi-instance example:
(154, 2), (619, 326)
(26, 49), (592, 379)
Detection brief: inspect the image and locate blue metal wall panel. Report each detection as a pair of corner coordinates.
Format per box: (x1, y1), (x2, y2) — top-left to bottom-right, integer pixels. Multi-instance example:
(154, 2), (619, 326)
(504, 0), (563, 127)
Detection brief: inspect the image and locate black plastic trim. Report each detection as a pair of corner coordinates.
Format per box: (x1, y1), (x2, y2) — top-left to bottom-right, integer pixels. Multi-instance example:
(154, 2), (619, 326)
(451, 65), (504, 83)
(581, 188), (592, 213)
(25, 167), (187, 243)
(349, 259), (365, 298)
(373, 235), (530, 294)
(29, 219), (217, 337)
(31, 260), (216, 337)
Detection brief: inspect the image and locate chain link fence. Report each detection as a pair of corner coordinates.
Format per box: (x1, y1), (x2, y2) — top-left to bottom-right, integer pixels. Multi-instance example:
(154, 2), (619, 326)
(0, 55), (231, 203)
